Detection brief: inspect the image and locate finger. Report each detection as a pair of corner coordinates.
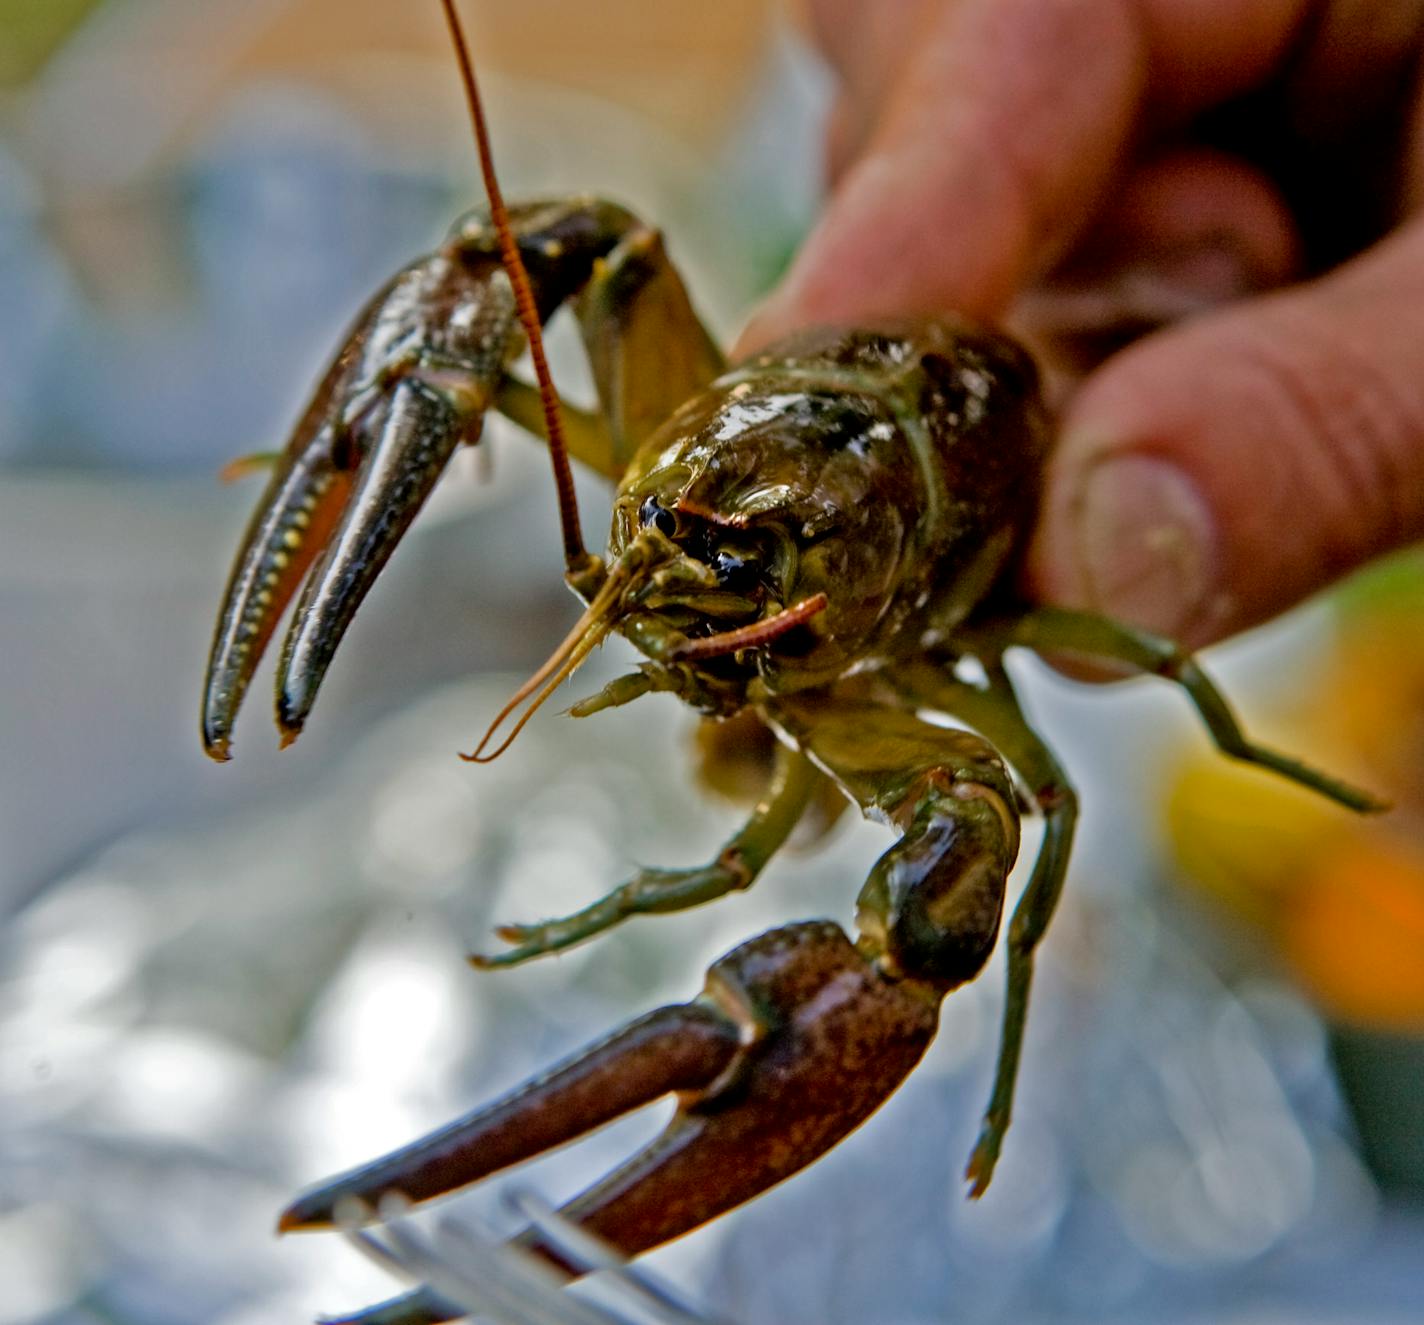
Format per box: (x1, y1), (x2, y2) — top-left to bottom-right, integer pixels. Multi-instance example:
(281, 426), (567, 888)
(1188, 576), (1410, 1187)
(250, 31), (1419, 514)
(743, 0), (1145, 348)
(1280, 0), (1424, 144)
(1046, 147), (1301, 285)
(1027, 218), (1424, 648)
(1405, 48), (1424, 211)
(740, 0), (1313, 352)
(1010, 146), (1301, 395)
(1241, 1), (1424, 265)
(823, 95), (860, 187)
(809, 0), (937, 176)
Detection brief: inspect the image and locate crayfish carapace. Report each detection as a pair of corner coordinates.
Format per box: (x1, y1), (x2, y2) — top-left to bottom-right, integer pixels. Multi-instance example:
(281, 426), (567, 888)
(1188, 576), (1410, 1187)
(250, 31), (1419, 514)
(201, 6), (1383, 1323)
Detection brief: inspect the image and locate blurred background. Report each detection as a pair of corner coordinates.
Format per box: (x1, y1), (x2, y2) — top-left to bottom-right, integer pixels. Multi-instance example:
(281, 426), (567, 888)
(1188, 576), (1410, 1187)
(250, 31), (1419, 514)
(0, 2), (1420, 1323)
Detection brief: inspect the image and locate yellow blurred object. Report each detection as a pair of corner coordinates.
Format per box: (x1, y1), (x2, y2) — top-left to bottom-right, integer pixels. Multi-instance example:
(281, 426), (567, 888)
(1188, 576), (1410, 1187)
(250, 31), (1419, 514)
(1165, 755), (1348, 926)
(1280, 836), (1424, 1032)
(1166, 579), (1424, 1034)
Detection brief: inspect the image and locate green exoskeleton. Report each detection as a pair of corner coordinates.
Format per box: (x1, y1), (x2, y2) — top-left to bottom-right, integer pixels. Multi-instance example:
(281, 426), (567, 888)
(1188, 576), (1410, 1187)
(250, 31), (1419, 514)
(202, 16), (1382, 1325)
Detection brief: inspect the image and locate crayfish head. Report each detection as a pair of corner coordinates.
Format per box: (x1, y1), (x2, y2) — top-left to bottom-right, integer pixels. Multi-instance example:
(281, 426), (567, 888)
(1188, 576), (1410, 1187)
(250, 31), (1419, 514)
(604, 389), (914, 695)
(598, 490), (830, 708)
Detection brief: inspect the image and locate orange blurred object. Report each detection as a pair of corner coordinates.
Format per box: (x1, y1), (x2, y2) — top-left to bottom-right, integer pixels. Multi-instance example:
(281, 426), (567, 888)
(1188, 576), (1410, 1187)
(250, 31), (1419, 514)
(239, 0), (778, 150)
(1280, 835), (1424, 1033)
(1165, 569), (1424, 1036)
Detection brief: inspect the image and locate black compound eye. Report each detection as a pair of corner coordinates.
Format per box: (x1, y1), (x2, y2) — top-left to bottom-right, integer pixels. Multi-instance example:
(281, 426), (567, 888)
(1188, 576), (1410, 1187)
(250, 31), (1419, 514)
(638, 496), (678, 538)
(711, 544), (760, 590)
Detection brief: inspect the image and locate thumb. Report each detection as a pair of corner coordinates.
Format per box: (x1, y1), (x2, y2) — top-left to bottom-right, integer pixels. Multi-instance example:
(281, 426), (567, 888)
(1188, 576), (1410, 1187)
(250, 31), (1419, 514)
(1028, 220), (1424, 648)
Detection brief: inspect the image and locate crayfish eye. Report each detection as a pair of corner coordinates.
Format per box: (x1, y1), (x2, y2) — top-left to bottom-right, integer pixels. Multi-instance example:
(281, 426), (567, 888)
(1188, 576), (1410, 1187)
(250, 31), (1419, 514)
(638, 496), (679, 539)
(711, 546), (759, 590)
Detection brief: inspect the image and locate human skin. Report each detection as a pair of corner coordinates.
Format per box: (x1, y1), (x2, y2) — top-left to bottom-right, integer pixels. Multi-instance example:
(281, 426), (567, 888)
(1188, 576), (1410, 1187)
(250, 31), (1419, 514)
(741, 0), (1424, 648)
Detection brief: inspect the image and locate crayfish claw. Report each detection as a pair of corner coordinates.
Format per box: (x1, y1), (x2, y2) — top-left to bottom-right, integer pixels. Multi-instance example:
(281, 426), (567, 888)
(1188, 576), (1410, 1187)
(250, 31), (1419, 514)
(204, 246), (523, 754)
(201, 301), (386, 761)
(287, 921), (941, 1298)
(543, 923), (939, 1259)
(274, 379), (470, 744)
(278, 1000), (741, 1235)
(201, 436), (355, 761)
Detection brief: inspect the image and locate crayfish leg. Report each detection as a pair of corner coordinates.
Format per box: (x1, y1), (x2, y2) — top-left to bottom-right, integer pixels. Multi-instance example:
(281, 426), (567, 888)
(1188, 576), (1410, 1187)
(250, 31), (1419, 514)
(571, 223), (725, 465)
(769, 684), (1049, 1194)
(962, 607), (1387, 813)
(488, 216), (725, 479)
(768, 689), (1022, 986)
(888, 658), (1081, 1194)
(473, 744), (824, 967)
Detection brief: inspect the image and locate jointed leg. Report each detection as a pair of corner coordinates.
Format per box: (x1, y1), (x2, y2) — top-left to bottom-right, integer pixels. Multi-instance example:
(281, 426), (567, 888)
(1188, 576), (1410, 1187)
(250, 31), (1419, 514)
(492, 221), (724, 482)
(494, 376), (616, 476)
(767, 686), (1023, 995)
(890, 661), (1077, 1194)
(965, 607), (1384, 813)
(571, 224), (725, 465)
(472, 743), (824, 968)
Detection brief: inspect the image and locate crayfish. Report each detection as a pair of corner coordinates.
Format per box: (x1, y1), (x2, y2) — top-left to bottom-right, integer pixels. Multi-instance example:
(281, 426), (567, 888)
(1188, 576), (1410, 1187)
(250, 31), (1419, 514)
(201, 6), (1381, 1322)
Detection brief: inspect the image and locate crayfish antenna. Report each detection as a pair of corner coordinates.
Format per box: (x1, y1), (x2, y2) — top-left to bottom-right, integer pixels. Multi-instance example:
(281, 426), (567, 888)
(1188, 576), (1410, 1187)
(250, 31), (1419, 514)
(462, 540), (663, 761)
(460, 612), (612, 763)
(439, 0), (589, 574)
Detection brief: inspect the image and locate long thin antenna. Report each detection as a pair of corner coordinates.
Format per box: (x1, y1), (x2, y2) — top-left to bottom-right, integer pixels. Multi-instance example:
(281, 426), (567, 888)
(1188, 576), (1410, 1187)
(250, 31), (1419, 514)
(459, 550), (641, 763)
(439, 0), (589, 571)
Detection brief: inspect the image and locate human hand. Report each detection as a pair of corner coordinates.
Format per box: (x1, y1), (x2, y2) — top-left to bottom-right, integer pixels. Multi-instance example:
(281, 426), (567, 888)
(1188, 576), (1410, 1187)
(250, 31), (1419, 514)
(743, 0), (1424, 647)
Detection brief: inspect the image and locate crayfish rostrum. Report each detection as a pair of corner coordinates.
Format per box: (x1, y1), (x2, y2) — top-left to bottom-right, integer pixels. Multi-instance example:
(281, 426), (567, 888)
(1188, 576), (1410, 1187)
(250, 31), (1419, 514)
(201, 9), (1381, 1323)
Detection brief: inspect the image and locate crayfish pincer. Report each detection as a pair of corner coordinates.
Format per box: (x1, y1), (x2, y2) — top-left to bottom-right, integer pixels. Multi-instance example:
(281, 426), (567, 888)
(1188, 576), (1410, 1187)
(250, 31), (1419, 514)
(201, 7), (1383, 1322)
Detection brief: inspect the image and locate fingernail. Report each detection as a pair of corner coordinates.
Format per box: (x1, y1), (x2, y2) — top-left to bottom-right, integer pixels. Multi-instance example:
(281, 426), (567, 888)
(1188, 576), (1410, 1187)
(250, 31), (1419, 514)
(1068, 454), (1221, 641)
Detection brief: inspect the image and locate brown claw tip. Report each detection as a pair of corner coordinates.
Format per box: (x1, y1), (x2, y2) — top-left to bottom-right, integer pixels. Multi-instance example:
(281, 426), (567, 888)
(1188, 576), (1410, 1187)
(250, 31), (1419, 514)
(201, 713), (233, 762)
(277, 688), (312, 750)
(277, 1190), (379, 1235)
(276, 1204), (322, 1235)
